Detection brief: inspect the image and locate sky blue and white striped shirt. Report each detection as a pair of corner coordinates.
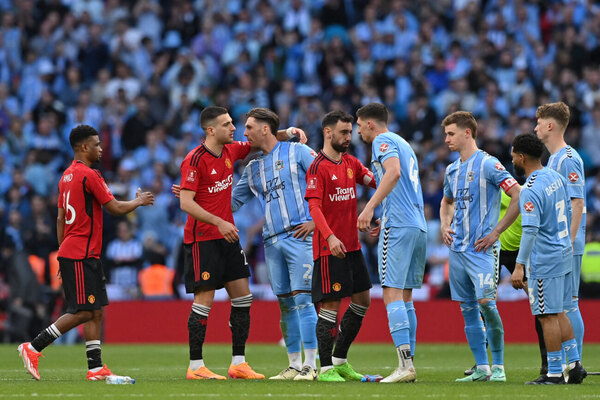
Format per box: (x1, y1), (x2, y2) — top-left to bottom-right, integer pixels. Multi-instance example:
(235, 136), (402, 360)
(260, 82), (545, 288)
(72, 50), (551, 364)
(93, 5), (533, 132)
(232, 142), (315, 246)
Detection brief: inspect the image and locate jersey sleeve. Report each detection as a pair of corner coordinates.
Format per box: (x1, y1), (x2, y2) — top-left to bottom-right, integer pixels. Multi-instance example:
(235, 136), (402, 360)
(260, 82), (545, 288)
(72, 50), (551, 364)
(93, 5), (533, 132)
(231, 164), (255, 212)
(231, 141), (252, 161)
(86, 170), (115, 205)
(443, 166), (453, 199)
(372, 134), (399, 164)
(180, 157), (201, 192)
(297, 143), (317, 172)
(304, 162), (323, 202)
(484, 158), (518, 193)
(353, 157), (375, 188)
(559, 157), (585, 199)
(519, 189), (541, 229)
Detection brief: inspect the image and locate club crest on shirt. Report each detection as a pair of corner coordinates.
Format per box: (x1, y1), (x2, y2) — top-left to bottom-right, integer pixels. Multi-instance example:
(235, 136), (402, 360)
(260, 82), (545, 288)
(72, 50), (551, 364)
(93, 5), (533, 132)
(569, 172), (579, 182)
(467, 171), (474, 182)
(186, 170), (197, 182)
(495, 163), (505, 171)
(63, 173), (73, 182)
(225, 158), (232, 169)
(310, 150), (317, 157)
(347, 168), (353, 179)
(307, 177), (317, 190)
(380, 143), (389, 152)
(524, 201), (535, 212)
(202, 272), (210, 280)
(275, 160), (284, 170)
(332, 282), (342, 292)
(88, 295), (95, 304)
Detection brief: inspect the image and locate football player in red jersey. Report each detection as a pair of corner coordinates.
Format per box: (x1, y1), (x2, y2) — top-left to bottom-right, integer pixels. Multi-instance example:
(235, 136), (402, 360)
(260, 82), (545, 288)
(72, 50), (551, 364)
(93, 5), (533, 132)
(304, 110), (376, 381)
(18, 125), (154, 381)
(178, 106), (306, 380)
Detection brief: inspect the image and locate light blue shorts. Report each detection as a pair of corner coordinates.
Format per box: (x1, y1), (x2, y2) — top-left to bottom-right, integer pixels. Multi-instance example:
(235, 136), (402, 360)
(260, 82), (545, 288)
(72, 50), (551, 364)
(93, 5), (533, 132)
(528, 272), (572, 315)
(572, 255), (582, 298)
(449, 244), (499, 302)
(378, 226), (426, 289)
(264, 235), (313, 295)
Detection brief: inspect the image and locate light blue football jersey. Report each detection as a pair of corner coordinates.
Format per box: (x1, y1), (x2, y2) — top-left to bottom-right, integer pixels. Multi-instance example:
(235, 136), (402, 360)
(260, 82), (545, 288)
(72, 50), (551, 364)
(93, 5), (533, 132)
(371, 132), (426, 232)
(547, 145), (586, 255)
(232, 142), (315, 246)
(519, 168), (572, 278)
(443, 150), (517, 253)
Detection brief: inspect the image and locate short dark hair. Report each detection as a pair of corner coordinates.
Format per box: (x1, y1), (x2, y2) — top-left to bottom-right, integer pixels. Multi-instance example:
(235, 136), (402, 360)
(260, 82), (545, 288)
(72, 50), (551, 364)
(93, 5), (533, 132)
(356, 102), (388, 124)
(69, 125), (98, 149)
(246, 108), (279, 136)
(321, 110), (353, 131)
(512, 133), (545, 159)
(200, 106), (228, 130)
(441, 111), (478, 138)
(536, 102), (570, 129)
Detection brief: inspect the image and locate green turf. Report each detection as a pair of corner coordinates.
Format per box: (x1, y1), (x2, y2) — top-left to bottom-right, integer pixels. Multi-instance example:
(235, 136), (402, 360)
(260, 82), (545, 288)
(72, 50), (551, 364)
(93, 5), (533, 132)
(3, 343), (599, 399)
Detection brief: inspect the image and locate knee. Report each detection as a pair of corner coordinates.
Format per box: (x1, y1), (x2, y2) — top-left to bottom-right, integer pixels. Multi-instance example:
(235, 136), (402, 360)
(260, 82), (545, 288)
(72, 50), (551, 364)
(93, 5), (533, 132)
(478, 298), (490, 306)
(92, 308), (104, 321)
(76, 310), (94, 324)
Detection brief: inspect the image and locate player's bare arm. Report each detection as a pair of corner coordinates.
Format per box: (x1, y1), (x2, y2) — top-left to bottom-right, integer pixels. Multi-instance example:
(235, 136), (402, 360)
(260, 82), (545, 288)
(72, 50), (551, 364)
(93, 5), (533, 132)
(103, 188), (155, 215)
(440, 195), (455, 246)
(292, 220), (315, 241)
(358, 157), (399, 232)
(570, 197), (584, 247)
(276, 127), (307, 144)
(475, 184), (521, 252)
(56, 207), (65, 246)
(179, 188), (239, 243)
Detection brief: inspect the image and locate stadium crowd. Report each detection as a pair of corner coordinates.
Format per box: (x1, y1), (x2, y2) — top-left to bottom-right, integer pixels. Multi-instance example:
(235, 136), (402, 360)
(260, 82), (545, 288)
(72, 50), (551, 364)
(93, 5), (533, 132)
(2, 0), (600, 341)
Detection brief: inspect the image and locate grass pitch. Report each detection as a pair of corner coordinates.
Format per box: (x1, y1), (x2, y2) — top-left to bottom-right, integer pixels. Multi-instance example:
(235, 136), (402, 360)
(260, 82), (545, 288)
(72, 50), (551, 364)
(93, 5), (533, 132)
(2, 343), (599, 399)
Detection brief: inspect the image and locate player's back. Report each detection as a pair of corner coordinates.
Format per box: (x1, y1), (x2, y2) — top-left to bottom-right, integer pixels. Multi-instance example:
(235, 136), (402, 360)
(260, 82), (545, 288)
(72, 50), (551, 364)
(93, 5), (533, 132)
(371, 132), (426, 231)
(521, 168), (572, 278)
(58, 160), (113, 259)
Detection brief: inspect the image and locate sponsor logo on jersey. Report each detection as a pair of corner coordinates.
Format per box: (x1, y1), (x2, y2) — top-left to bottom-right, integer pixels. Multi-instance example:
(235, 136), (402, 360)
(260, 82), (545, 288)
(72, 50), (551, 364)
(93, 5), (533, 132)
(347, 168), (353, 179)
(202, 272), (210, 280)
(63, 173), (73, 182)
(569, 172), (579, 182)
(307, 177), (317, 190)
(186, 170), (197, 182)
(467, 171), (474, 182)
(275, 160), (284, 170)
(331, 174), (338, 180)
(332, 283), (341, 292)
(88, 295), (95, 304)
(329, 187), (355, 201)
(495, 163), (505, 171)
(208, 175), (233, 193)
(225, 158), (232, 169)
(211, 169), (217, 175)
(380, 143), (389, 152)
(524, 201), (535, 212)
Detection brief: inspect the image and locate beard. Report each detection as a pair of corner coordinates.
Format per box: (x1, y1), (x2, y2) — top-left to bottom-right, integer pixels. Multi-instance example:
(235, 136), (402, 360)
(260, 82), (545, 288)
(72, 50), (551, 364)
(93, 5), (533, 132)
(513, 163), (525, 177)
(331, 141), (349, 153)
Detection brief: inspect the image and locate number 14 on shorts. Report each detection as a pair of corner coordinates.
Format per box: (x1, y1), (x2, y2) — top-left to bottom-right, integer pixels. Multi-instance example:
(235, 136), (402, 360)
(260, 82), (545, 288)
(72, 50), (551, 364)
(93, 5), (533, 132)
(478, 273), (493, 288)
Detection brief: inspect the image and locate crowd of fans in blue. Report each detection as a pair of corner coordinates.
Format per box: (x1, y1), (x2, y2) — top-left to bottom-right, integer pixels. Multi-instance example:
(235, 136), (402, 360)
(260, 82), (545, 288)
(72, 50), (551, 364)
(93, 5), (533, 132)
(1, 0), (600, 340)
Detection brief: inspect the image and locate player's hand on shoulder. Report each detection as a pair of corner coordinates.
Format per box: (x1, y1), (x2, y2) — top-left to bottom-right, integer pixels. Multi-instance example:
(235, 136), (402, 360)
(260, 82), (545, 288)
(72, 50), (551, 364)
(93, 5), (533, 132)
(171, 184), (181, 198)
(217, 219), (240, 243)
(474, 230), (499, 252)
(326, 235), (346, 258)
(288, 127), (307, 144)
(136, 187), (155, 206)
(441, 224), (455, 246)
(369, 219), (381, 237)
(292, 221), (315, 241)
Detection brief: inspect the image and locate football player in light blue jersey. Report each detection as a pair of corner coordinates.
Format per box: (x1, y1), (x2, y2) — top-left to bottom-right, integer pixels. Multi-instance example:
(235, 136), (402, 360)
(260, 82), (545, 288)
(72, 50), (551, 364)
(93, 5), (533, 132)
(510, 133), (586, 385)
(229, 108), (319, 381)
(355, 103), (425, 383)
(440, 111), (521, 383)
(535, 102), (585, 359)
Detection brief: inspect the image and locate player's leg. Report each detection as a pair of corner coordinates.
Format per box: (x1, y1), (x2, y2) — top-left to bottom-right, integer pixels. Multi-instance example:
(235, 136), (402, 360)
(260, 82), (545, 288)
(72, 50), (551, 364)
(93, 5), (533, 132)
(565, 255), (584, 358)
(533, 314), (566, 384)
(558, 272), (586, 384)
(83, 308), (116, 380)
(183, 241), (225, 380)
(403, 229), (427, 358)
(317, 298), (343, 381)
(450, 251), (491, 382)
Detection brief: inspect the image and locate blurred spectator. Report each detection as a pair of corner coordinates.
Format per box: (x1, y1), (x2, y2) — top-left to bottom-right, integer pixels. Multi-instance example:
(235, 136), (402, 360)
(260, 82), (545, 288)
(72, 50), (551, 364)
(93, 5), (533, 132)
(105, 220), (143, 297)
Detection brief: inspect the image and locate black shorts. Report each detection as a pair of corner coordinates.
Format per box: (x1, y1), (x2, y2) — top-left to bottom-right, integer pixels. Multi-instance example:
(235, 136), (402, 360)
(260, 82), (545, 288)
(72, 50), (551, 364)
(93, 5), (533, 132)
(58, 257), (109, 314)
(312, 250), (372, 303)
(498, 249), (526, 284)
(184, 239), (251, 293)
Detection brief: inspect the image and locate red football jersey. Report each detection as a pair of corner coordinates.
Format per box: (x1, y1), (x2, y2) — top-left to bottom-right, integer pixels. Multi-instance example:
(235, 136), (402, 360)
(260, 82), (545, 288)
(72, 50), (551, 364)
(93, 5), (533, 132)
(304, 152), (374, 260)
(57, 160), (114, 259)
(180, 141), (251, 243)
